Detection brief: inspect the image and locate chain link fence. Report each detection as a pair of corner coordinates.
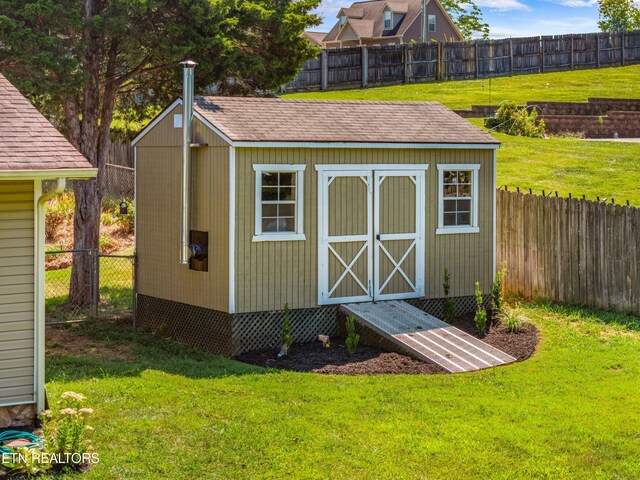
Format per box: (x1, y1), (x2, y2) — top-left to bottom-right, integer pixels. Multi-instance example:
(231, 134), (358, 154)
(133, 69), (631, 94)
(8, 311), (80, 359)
(103, 163), (134, 202)
(45, 249), (135, 324)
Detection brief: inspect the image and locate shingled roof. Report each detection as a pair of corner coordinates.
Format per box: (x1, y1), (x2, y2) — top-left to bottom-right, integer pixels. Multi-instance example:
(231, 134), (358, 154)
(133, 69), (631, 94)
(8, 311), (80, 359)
(193, 96), (499, 145)
(0, 73), (93, 172)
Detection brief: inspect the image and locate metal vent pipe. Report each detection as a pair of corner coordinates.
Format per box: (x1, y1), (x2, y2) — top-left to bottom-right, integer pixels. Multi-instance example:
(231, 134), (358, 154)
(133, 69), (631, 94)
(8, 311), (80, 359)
(179, 60), (197, 265)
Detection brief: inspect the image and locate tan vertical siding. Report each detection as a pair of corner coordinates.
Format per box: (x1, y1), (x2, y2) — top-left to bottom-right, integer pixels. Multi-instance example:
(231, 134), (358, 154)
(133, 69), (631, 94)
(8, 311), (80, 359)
(136, 107), (230, 311)
(235, 147), (494, 313)
(0, 181), (34, 406)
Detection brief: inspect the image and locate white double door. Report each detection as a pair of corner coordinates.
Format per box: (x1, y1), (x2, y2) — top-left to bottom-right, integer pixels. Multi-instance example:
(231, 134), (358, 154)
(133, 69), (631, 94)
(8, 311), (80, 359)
(318, 167), (426, 305)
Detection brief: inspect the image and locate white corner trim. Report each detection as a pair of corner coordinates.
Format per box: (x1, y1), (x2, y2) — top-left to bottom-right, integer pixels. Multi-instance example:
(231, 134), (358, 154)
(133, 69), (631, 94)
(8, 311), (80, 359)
(254, 165), (306, 239)
(436, 226), (480, 235)
(228, 146), (236, 314)
(492, 150), (497, 279)
(252, 233), (306, 242)
(236, 142), (499, 150)
(131, 99), (182, 146)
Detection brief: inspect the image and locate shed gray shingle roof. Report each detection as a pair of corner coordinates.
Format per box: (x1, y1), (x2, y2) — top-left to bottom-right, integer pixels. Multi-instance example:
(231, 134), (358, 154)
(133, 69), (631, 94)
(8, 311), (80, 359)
(0, 73), (92, 172)
(193, 96), (499, 145)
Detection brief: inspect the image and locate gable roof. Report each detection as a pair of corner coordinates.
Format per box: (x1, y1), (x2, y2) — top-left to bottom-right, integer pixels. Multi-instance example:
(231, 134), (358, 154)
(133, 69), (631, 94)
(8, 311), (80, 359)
(188, 97), (498, 146)
(325, 0), (420, 42)
(0, 73), (93, 174)
(302, 31), (328, 46)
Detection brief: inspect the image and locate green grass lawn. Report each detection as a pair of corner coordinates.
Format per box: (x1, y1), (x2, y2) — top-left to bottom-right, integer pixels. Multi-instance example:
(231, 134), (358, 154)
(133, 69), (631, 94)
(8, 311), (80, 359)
(44, 300), (640, 479)
(285, 64), (640, 110)
(466, 119), (640, 206)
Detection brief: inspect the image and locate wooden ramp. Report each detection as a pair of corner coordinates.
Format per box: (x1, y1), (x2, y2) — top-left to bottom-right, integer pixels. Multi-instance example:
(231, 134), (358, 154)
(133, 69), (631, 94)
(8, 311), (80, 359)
(341, 301), (516, 373)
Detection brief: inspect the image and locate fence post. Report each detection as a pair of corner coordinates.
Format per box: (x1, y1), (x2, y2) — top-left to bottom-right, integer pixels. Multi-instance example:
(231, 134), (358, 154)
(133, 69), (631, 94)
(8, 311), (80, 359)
(596, 33), (600, 68)
(540, 36), (545, 73)
(132, 253), (137, 329)
(474, 42), (479, 78)
(621, 30), (625, 66)
(509, 38), (514, 74)
(91, 250), (99, 321)
(361, 46), (368, 88)
(570, 35), (574, 70)
(321, 49), (328, 91)
(403, 44), (411, 83)
(437, 42), (443, 80)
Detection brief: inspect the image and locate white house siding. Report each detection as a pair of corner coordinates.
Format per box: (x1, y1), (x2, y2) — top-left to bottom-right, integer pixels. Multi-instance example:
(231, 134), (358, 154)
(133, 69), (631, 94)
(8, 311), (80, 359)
(0, 180), (35, 406)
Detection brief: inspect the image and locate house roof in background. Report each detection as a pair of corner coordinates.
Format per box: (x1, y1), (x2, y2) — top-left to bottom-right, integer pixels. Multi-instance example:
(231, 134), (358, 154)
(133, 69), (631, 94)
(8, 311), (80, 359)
(325, 0), (422, 43)
(302, 31), (328, 45)
(0, 73), (93, 173)
(192, 96), (499, 145)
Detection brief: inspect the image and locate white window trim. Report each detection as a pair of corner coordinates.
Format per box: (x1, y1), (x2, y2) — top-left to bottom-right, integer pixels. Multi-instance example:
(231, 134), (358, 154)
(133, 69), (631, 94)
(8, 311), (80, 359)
(428, 14), (436, 33)
(384, 10), (392, 29)
(436, 164), (480, 235)
(253, 164), (306, 242)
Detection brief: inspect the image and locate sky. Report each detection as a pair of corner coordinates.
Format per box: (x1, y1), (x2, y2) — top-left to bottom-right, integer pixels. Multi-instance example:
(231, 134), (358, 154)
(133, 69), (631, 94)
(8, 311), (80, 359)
(312, 0), (603, 38)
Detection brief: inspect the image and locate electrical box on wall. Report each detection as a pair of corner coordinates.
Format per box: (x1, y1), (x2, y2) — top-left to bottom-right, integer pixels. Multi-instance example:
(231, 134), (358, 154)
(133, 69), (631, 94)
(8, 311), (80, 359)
(189, 230), (208, 272)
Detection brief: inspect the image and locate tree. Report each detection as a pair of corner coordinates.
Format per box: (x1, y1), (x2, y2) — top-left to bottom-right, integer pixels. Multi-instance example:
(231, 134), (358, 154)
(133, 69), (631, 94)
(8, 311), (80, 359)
(598, 0), (640, 32)
(0, 0), (319, 305)
(440, 0), (490, 40)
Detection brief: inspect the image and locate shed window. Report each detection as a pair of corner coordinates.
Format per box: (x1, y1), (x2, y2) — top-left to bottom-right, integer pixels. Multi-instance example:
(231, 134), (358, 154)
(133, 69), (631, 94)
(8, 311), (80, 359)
(253, 165), (306, 242)
(436, 164), (480, 235)
(428, 14), (436, 32)
(384, 10), (392, 29)
(340, 15), (347, 25)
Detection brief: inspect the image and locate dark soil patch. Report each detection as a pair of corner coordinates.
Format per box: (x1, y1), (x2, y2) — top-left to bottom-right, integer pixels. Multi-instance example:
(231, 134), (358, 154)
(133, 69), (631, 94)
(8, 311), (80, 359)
(237, 313), (538, 375)
(46, 322), (137, 362)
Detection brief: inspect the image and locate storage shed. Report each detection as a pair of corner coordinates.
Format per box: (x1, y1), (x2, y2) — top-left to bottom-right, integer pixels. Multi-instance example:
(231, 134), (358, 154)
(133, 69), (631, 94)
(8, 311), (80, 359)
(133, 65), (500, 356)
(0, 74), (95, 427)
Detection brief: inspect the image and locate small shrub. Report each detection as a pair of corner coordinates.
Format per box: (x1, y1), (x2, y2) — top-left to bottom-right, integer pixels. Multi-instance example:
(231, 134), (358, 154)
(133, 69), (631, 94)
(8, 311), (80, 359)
(345, 315), (360, 355)
(484, 101), (545, 138)
(442, 268), (456, 322)
(41, 391), (95, 457)
(44, 210), (64, 242)
(114, 200), (135, 235)
(474, 281), (488, 336)
(491, 264), (507, 321)
(496, 307), (529, 333)
(280, 303), (292, 356)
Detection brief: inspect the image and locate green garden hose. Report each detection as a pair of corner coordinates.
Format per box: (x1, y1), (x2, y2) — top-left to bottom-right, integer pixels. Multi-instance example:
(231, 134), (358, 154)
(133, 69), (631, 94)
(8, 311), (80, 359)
(0, 430), (44, 454)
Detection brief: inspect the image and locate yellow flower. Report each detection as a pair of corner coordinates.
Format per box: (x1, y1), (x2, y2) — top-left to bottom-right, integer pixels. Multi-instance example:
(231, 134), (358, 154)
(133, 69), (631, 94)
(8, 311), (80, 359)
(39, 409), (53, 418)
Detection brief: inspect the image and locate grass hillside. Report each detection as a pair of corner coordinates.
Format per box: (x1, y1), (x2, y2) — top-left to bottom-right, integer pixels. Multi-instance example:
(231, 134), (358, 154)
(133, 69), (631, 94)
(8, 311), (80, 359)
(285, 64), (640, 109)
(466, 119), (640, 206)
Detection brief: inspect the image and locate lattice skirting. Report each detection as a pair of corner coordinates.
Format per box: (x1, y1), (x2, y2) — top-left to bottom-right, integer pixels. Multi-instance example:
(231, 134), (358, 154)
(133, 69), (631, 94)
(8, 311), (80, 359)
(136, 295), (234, 356)
(233, 307), (338, 355)
(136, 295), (487, 357)
(137, 295), (337, 356)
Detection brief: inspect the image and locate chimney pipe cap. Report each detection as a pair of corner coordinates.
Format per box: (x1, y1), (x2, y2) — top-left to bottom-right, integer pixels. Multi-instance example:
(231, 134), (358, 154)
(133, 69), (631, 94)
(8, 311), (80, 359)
(179, 59), (198, 68)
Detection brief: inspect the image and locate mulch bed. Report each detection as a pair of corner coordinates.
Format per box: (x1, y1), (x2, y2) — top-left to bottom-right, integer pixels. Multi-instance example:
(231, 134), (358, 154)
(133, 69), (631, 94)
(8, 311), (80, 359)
(236, 313), (538, 375)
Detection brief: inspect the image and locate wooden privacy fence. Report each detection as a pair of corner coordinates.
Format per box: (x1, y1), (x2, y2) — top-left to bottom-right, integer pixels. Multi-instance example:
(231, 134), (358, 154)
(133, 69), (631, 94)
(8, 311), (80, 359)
(283, 29), (640, 92)
(497, 189), (640, 316)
